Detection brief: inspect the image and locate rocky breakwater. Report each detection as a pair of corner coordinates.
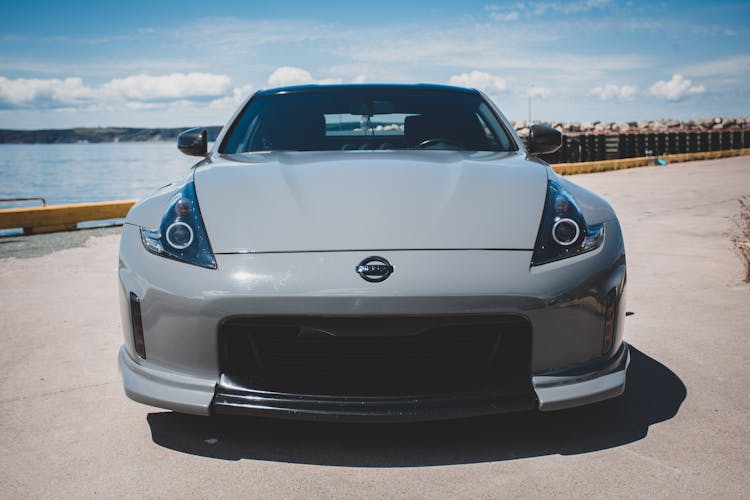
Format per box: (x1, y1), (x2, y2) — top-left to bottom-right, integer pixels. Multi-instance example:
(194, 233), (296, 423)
(513, 117), (749, 137)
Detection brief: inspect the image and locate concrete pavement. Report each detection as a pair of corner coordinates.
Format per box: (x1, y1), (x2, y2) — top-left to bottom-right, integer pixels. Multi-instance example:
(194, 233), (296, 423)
(0, 156), (748, 498)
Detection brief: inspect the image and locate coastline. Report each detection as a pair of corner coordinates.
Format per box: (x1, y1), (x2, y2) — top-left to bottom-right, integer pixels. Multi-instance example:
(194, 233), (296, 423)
(0, 126), (222, 145)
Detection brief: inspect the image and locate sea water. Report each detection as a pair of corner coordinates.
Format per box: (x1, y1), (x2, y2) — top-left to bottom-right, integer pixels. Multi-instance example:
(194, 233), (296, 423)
(0, 142), (199, 235)
(0, 142), (197, 206)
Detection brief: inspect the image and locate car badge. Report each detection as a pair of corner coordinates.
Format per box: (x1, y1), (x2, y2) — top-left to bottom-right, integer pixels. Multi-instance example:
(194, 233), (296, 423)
(356, 256), (394, 283)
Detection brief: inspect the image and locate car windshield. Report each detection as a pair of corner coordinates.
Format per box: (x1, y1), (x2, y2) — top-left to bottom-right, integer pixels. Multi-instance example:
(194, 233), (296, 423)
(220, 87), (515, 153)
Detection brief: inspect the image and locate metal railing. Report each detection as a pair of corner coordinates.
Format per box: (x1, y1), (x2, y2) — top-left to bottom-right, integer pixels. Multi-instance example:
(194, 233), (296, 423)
(537, 129), (750, 164)
(0, 197), (47, 207)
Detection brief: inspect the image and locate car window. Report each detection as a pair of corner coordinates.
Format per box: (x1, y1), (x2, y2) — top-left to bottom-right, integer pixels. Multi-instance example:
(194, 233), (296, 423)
(324, 113), (410, 137)
(221, 88), (515, 153)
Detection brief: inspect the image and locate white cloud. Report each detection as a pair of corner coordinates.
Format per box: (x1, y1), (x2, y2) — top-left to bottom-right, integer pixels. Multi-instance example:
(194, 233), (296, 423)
(340, 24), (650, 81)
(489, 11), (520, 21)
(528, 86), (551, 99)
(649, 74), (706, 101)
(679, 55), (750, 78)
(168, 19), (344, 55)
(101, 73), (231, 101)
(486, 0), (610, 17)
(267, 66), (314, 87)
(448, 70), (507, 94)
(122, 101), (171, 111)
(266, 66), (342, 88)
(532, 0), (611, 15)
(590, 83), (639, 100)
(0, 72), (233, 110)
(209, 84), (254, 109)
(0, 76), (93, 108)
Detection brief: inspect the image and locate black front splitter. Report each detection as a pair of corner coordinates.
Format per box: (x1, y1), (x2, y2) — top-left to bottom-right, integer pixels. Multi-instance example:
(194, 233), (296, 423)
(211, 375), (538, 423)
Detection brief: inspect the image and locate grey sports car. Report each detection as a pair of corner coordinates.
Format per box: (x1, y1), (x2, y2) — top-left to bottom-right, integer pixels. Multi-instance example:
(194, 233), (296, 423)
(118, 84), (629, 421)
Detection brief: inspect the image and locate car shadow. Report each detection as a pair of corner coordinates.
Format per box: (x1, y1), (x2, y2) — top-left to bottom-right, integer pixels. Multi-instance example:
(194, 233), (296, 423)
(147, 346), (685, 467)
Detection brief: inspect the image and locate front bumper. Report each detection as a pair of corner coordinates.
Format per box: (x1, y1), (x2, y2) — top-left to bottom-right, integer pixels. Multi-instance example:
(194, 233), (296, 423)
(117, 217), (628, 420)
(118, 342), (629, 420)
(534, 341), (630, 411)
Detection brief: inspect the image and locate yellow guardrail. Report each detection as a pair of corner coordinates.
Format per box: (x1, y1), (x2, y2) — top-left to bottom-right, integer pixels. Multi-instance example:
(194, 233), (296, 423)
(0, 199), (136, 235)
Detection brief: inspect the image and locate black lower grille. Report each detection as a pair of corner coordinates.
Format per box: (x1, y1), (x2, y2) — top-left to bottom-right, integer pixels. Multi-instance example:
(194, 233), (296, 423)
(219, 315), (531, 396)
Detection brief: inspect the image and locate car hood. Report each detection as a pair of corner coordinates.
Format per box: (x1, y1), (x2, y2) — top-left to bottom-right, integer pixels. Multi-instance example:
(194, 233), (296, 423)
(194, 151), (549, 253)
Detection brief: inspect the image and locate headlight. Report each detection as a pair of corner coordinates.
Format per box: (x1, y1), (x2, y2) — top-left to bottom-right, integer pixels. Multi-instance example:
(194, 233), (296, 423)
(140, 180), (217, 269)
(531, 179), (604, 266)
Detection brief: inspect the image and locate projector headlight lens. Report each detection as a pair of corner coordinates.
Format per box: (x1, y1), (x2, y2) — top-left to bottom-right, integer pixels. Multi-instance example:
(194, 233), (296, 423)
(552, 218), (580, 246)
(165, 221), (194, 249)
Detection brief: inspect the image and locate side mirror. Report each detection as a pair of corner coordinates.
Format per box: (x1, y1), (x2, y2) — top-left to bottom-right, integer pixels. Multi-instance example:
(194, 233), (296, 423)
(527, 124), (562, 155)
(177, 128), (208, 157)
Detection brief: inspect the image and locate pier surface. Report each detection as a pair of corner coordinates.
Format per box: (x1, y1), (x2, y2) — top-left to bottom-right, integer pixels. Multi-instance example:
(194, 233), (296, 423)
(1, 156), (749, 498)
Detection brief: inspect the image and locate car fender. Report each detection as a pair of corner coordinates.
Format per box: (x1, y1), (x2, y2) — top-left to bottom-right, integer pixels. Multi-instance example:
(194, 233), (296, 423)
(125, 175), (191, 229)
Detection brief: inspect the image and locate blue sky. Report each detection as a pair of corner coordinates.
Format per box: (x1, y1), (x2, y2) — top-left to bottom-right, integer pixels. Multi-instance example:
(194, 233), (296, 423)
(0, 0), (748, 128)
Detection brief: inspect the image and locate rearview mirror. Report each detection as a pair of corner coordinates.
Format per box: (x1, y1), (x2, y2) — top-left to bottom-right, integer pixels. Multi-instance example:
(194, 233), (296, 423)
(527, 124), (562, 156)
(177, 128), (208, 157)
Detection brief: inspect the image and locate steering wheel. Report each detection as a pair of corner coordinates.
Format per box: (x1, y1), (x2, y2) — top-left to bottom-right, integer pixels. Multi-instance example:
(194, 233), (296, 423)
(416, 138), (465, 150)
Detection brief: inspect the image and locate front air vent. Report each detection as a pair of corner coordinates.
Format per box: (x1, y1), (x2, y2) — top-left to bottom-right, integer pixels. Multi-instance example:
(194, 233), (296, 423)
(219, 315), (532, 396)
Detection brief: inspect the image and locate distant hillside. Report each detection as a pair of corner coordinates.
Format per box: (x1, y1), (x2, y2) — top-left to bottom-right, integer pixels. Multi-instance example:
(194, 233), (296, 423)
(0, 126), (223, 144)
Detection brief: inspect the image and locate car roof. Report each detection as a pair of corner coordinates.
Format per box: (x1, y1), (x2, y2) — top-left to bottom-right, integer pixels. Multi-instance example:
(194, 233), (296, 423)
(255, 83), (480, 96)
